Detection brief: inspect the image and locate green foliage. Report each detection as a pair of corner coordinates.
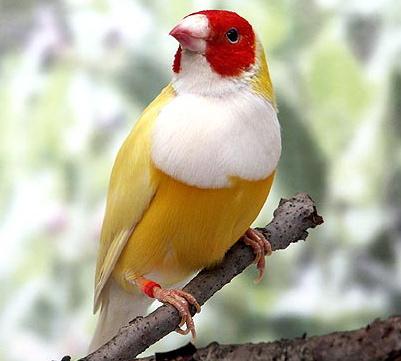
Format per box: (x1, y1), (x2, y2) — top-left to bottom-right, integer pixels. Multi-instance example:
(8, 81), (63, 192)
(307, 39), (372, 156)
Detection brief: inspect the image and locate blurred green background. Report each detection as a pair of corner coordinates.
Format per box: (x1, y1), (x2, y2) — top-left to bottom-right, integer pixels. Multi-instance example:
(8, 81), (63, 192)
(1, 0), (401, 360)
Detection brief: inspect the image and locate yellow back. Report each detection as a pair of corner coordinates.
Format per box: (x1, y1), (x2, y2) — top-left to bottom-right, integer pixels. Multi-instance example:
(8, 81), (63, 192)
(252, 41), (276, 107)
(94, 85), (175, 312)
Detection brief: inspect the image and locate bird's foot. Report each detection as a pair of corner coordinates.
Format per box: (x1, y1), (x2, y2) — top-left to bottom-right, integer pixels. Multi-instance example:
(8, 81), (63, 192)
(243, 228), (272, 283)
(135, 277), (201, 338)
(152, 287), (201, 338)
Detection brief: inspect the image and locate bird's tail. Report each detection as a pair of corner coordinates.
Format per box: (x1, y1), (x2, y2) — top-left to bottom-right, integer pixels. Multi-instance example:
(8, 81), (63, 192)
(88, 278), (153, 353)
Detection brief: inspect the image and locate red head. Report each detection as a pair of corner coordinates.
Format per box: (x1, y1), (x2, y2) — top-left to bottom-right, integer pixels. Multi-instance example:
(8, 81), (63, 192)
(170, 10), (256, 78)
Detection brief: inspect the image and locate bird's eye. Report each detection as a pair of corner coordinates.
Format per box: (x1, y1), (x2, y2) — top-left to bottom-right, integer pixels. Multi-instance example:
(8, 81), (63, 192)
(226, 28), (239, 44)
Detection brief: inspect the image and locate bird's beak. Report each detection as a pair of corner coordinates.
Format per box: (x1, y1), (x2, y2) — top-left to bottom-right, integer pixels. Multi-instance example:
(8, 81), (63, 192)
(169, 14), (209, 54)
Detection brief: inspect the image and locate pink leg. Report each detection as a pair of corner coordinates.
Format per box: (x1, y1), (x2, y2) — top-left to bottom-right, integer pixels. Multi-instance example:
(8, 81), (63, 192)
(135, 277), (201, 338)
(243, 228), (272, 283)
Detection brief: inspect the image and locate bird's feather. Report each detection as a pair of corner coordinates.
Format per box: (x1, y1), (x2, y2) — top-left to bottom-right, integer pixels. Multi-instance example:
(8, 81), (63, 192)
(93, 85), (175, 312)
(151, 87), (280, 188)
(89, 279), (153, 352)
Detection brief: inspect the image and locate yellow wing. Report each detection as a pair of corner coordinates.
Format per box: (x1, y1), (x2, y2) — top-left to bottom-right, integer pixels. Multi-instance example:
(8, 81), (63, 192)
(93, 85), (175, 312)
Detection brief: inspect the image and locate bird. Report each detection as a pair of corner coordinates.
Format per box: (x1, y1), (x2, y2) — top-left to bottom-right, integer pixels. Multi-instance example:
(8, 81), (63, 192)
(89, 9), (281, 352)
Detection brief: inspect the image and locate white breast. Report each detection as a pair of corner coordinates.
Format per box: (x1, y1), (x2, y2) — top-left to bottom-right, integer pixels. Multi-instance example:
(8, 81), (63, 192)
(151, 90), (281, 188)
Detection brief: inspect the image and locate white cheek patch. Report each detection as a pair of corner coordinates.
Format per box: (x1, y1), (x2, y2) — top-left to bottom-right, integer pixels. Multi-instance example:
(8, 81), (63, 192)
(172, 52), (254, 97)
(151, 91), (281, 189)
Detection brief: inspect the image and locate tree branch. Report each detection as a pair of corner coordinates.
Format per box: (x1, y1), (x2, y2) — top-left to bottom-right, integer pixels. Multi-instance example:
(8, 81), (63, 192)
(76, 192), (323, 361)
(138, 316), (401, 361)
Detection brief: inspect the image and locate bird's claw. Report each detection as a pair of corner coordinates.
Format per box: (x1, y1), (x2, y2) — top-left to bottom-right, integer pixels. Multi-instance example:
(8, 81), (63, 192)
(152, 287), (201, 338)
(243, 228), (272, 283)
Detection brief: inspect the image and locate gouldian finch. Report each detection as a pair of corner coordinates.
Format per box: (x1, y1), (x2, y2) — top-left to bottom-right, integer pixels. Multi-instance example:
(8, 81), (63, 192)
(89, 10), (281, 352)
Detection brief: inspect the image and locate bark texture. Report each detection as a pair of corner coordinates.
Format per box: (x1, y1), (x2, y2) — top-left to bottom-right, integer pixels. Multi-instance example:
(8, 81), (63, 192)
(74, 193), (323, 361)
(139, 316), (401, 361)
